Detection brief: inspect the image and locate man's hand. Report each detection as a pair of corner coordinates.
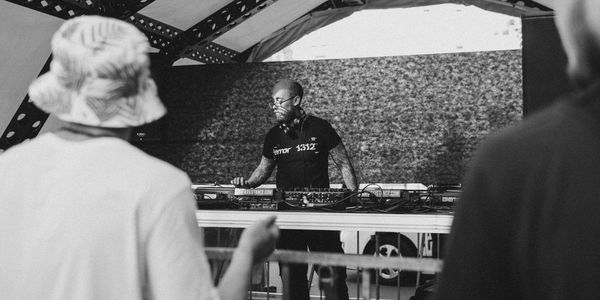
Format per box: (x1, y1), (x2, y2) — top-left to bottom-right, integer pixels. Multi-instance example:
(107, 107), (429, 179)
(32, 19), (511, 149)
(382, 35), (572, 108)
(231, 156), (276, 189)
(237, 216), (279, 264)
(231, 177), (251, 188)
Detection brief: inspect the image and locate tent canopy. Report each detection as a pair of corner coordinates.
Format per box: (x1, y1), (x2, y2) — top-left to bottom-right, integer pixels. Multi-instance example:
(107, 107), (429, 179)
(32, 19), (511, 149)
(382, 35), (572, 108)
(136, 0), (554, 64)
(6, 0), (554, 66)
(0, 0), (554, 147)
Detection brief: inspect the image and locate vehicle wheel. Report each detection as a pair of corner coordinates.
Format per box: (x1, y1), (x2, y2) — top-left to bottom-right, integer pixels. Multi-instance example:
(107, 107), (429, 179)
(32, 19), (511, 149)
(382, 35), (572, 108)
(363, 233), (418, 286)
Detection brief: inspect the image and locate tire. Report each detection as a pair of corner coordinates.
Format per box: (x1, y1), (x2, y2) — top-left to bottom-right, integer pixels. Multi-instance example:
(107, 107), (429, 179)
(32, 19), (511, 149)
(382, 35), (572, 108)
(363, 233), (418, 286)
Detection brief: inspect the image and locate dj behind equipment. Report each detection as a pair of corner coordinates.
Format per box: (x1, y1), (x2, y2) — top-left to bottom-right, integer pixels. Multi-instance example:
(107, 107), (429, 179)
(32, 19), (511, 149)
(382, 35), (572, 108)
(192, 183), (460, 213)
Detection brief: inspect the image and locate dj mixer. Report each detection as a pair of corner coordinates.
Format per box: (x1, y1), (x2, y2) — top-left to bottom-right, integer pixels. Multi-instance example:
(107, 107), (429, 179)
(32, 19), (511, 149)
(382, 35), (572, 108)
(192, 183), (460, 213)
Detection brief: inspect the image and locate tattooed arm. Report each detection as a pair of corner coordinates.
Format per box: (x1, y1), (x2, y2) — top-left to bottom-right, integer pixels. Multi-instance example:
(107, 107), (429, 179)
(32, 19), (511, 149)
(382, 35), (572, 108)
(231, 156), (276, 188)
(330, 141), (358, 191)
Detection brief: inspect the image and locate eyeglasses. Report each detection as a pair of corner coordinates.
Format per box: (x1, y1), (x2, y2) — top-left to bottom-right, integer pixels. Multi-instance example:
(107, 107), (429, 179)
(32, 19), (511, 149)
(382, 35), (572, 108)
(272, 95), (296, 107)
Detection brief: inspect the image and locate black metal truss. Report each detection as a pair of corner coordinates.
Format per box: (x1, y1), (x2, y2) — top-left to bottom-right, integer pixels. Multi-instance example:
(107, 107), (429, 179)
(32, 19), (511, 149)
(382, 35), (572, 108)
(127, 13), (181, 46)
(5, 1), (182, 63)
(5, 1), (181, 60)
(5, 0), (156, 19)
(126, 13), (184, 65)
(126, 13), (241, 65)
(0, 57), (52, 153)
(7, 0), (244, 65)
(6, 0), (93, 19)
(177, 0), (276, 59)
(184, 42), (240, 64)
(0, 96), (49, 153)
(310, 0), (363, 12)
(5, 0), (182, 61)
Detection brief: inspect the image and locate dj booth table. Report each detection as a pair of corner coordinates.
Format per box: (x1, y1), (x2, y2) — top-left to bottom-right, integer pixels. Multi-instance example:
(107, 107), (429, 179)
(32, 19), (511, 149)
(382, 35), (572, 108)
(198, 210), (452, 299)
(196, 210), (453, 233)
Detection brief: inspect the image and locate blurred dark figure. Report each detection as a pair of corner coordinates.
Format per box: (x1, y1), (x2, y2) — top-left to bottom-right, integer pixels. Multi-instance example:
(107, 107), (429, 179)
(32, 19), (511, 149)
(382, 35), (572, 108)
(437, 1), (600, 299)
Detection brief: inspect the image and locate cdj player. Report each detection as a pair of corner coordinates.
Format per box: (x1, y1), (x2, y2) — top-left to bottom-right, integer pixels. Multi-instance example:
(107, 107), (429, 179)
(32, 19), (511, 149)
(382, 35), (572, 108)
(233, 187), (282, 210)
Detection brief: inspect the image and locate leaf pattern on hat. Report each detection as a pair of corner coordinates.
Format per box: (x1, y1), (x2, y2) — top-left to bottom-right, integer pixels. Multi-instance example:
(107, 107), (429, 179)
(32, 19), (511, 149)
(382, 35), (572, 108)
(86, 95), (139, 122)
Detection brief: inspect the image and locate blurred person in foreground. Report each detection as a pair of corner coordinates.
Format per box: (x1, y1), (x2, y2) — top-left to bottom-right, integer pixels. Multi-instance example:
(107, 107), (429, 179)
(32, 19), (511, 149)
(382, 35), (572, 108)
(0, 15), (278, 300)
(231, 79), (358, 300)
(437, 1), (600, 299)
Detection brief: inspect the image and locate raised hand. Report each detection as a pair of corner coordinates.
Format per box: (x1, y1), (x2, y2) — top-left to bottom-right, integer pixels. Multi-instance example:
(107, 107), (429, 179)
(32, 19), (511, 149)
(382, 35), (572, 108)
(237, 215), (279, 264)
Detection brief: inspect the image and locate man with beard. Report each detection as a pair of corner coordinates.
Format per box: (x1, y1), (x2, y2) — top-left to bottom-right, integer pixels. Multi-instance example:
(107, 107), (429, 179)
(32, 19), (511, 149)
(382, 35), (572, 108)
(231, 79), (358, 300)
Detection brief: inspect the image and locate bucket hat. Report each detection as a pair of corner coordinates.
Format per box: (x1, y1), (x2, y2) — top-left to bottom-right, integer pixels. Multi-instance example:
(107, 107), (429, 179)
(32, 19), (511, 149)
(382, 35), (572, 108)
(28, 15), (166, 128)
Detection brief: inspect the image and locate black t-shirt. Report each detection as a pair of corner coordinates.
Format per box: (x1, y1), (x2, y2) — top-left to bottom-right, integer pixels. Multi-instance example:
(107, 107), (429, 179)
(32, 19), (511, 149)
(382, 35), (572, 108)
(263, 115), (341, 189)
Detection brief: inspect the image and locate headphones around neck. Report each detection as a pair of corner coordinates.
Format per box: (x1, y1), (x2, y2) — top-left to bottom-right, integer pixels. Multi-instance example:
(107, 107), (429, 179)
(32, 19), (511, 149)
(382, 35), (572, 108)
(279, 107), (307, 137)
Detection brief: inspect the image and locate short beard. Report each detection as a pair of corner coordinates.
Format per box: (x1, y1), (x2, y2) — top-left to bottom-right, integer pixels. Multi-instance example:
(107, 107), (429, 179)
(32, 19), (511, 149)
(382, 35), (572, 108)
(275, 107), (296, 124)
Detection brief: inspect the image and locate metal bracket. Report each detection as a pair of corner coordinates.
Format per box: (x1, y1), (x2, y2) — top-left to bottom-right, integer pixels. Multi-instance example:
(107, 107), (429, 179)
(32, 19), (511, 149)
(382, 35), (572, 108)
(5, 0), (157, 19)
(184, 42), (240, 64)
(0, 57), (52, 153)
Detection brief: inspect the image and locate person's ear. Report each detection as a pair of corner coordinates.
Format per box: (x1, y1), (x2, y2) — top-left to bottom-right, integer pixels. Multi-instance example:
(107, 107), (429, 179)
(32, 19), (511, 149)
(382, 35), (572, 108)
(293, 96), (302, 106)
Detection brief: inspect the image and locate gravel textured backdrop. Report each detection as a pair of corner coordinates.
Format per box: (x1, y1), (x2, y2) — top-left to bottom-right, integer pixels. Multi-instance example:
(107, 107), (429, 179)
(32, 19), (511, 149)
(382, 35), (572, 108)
(139, 50), (522, 185)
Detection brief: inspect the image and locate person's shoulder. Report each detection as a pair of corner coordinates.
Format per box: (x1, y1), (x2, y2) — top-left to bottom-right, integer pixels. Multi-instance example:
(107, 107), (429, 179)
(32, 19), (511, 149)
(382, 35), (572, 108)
(307, 114), (326, 122)
(265, 125), (281, 139)
(121, 148), (193, 199)
(497, 102), (571, 142)
(267, 124), (280, 133)
(101, 139), (190, 184)
(306, 115), (333, 127)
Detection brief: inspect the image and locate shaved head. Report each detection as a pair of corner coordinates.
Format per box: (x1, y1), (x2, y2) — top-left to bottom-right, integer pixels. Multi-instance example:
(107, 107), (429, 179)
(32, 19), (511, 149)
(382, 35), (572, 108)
(271, 79), (304, 123)
(272, 79), (304, 100)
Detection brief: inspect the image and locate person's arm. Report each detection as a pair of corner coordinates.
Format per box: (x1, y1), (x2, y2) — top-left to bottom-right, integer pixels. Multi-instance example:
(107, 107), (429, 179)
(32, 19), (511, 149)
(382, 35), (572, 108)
(231, 155), (276, 188)
(329, 141), (358, 191)
(217, 216), (279, 300)
(145, 175), (278, 300)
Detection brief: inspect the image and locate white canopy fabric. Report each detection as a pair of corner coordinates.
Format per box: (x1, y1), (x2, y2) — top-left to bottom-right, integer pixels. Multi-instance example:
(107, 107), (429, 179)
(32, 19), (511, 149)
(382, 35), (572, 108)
(136, 0), (553, 64)
(246, 0), (553, 62)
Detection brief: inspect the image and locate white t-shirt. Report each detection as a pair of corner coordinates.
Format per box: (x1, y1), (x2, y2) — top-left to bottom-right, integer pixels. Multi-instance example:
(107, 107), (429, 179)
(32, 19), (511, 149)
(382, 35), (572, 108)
(0, 133), (219, 300)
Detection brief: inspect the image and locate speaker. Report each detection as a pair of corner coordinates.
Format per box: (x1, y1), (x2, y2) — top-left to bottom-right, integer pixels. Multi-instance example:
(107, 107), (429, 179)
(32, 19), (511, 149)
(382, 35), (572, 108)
(522, 15), (574, 116)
